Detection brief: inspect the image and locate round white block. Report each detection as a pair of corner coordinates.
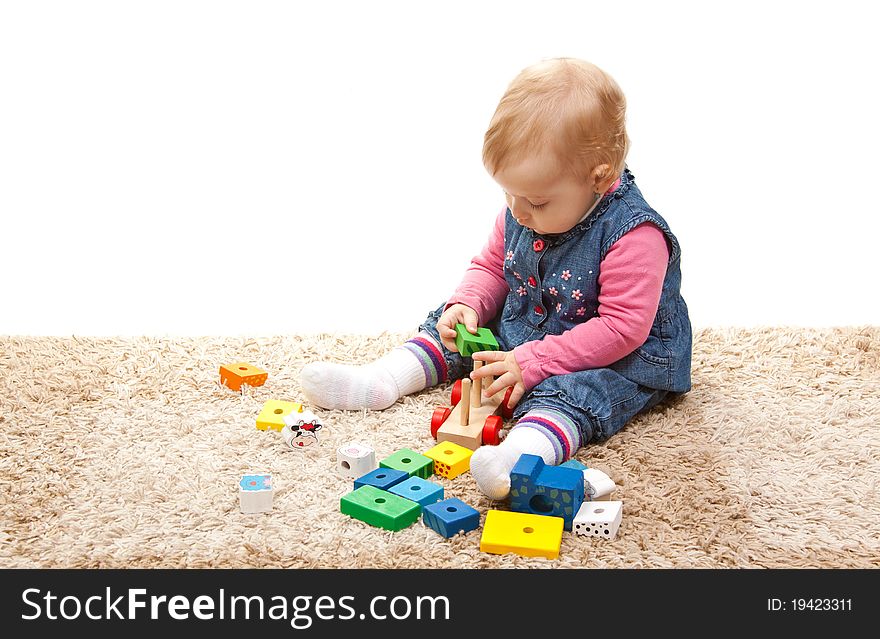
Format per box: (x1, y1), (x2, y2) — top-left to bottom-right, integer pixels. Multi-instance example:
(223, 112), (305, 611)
(583, 468), (616, 499)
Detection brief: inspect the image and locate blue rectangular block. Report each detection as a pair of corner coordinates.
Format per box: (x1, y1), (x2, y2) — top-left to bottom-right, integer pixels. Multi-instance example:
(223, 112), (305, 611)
(509, 454), (585, 531)
(423, 498), (480, 538)
(388, 476), (444, 508)
(354, 467), (409, 491)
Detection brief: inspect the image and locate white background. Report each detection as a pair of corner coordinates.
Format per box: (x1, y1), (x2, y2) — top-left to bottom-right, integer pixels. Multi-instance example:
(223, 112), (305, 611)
(2, 0), (878, 336)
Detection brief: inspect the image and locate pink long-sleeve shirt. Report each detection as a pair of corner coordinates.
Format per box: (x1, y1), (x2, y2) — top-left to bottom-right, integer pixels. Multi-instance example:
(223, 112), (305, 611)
(448, 207), (670, 390)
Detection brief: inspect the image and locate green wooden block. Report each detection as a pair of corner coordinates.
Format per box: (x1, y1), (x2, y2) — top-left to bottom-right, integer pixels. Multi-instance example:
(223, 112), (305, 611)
(454, 324), (500, 357)
(340, 485), (422, 531)
(380, 448), (434, 479)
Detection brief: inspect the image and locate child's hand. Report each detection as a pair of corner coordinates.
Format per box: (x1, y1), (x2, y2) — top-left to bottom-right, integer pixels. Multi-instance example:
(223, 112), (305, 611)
(470, 349), (526, 408)
(436, 303), (479, 353)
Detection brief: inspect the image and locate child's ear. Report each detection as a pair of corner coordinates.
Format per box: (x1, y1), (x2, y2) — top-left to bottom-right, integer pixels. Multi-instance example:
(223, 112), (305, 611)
(590, 164), (613, 193)
(591, 164), (617, 189)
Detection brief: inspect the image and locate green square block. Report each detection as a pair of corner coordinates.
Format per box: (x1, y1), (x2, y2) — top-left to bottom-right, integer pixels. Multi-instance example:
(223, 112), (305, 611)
(380, 448), (434, 479)
(454, 324), (500, 357)
(340, 485), (422, 531)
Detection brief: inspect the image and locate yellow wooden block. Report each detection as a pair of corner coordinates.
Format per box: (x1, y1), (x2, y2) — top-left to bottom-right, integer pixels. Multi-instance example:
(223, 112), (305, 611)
(480, 510), (564, 560)
(423, 441), (473, 479)
(256, 400), (303, 431)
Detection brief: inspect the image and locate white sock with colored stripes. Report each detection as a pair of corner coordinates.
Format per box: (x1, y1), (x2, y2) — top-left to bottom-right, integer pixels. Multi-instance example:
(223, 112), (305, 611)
(300, 333), (443, 410)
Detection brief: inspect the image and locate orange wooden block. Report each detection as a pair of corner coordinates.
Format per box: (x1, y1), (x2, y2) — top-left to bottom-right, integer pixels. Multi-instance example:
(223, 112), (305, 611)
(220, 362), (268, 391)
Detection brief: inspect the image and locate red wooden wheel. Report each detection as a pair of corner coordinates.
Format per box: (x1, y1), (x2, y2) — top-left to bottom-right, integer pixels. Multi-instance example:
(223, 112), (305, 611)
(430, 407), (451, 439)
(501, 387), (515, 419)
(482, 415), (503, 446)
(451, 379), (463, 406)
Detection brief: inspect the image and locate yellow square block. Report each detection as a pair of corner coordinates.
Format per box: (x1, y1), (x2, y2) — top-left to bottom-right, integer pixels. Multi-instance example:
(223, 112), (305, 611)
(480, 510), (564, 560)
(256, 400), (303, 431)
(423, 441), (473, 479)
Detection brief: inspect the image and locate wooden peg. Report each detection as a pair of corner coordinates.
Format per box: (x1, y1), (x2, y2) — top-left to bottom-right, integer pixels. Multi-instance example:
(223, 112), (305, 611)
(460, 378), (471, 426)
(471, 361), (483, 408)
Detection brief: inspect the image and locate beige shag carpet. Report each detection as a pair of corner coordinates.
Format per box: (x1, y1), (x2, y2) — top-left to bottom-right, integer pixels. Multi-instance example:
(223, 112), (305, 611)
(1, 327), (878, 568)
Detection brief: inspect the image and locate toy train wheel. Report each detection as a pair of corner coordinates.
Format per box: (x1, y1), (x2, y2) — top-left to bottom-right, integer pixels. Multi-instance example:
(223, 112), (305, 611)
(451, 379), (463, 406)
(482, 415), (503, 446)
(501, 387), (515, 419)
(431, 407), (451, 439)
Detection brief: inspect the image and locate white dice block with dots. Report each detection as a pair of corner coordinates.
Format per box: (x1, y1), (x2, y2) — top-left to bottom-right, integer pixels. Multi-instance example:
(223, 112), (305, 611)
(336, 442), (378, 479)
(239, 474), (274, 514)
(573, 500), (622, 540)
(583, 468), (616, 500)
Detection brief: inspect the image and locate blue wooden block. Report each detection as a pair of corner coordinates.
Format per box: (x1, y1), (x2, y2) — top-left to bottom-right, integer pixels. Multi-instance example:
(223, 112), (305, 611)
(388, 476), (444, 508)
(354, 467), (409, 491)
(560, 459), (588, 472)
(423, 498), (480, 538)
(509, 454), (584, 531)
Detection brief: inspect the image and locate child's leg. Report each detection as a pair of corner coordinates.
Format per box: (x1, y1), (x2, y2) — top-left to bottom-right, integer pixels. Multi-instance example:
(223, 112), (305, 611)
(300, 303), (471, 411)
(470, 368), (669, 499)
(300, 332), (446, 410)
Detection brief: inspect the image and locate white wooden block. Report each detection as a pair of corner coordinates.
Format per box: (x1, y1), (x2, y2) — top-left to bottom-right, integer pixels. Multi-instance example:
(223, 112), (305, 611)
(336, 442), (378, 479)
(281, 409), (324, 449)
(583, 468), (616, 500)
(573, 500), (622, 540)
(239, 474), (274, 514)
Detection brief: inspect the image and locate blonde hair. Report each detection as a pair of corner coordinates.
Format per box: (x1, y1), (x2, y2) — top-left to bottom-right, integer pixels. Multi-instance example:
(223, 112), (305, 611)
(482, 58), (629, 186)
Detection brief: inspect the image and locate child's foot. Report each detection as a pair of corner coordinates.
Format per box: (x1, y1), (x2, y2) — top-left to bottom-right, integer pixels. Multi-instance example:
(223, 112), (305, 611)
(300, 361), (399, 410)
(469, 427), (556, 499)
(300, 343), (429, 410)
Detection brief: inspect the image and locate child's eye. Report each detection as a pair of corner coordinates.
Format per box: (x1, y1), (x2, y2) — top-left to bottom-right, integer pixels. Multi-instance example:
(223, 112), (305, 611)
(503, 190), (547, 210)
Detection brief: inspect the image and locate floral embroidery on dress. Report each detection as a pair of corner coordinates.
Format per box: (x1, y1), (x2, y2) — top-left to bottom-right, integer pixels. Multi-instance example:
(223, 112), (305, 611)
(548, 286), (558, 296)
(506, 250), (514, 262)
(576, 307), (586, 316)
(571, 289), (583, 301)
(517, 285), (528, 297)
(561, 270), (572, 281)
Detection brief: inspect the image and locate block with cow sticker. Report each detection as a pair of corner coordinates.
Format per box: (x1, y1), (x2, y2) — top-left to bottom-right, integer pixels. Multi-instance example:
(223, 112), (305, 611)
(281, 409), (324, 449)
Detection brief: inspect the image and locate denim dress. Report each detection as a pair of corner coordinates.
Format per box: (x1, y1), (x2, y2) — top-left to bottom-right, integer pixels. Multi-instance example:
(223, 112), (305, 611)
(420, 168), (692, 445)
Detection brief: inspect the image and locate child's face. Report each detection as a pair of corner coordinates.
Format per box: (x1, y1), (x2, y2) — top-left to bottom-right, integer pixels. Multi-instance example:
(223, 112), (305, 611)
(493, 153), (600, 236)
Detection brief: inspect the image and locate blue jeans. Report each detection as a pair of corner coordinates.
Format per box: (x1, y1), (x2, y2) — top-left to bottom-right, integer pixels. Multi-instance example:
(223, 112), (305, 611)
(419, 302), (671, 446)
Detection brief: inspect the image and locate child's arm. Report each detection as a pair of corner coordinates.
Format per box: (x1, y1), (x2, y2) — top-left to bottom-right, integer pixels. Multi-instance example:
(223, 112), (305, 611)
(444, 207), (510, 325)
(513, 222), (670, 390)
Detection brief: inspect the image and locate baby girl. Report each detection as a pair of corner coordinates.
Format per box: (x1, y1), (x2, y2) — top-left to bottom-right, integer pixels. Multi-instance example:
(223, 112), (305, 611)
(300, 57), (692, 499)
